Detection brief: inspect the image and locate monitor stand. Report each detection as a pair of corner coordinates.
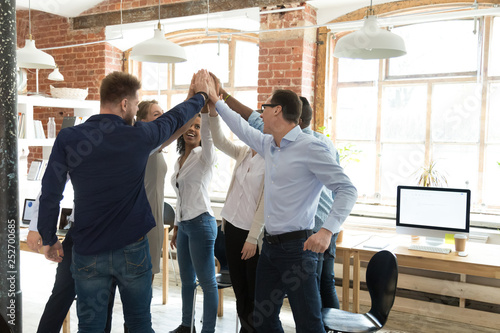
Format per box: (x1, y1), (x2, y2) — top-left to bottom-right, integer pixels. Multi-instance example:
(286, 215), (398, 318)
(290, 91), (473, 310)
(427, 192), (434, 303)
(424, 236), (445, 247)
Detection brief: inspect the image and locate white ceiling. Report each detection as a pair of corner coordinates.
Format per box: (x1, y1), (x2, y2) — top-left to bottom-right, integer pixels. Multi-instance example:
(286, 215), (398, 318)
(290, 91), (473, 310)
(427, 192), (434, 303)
(16, 0), (401, 21)
(16, 0), (402, 51)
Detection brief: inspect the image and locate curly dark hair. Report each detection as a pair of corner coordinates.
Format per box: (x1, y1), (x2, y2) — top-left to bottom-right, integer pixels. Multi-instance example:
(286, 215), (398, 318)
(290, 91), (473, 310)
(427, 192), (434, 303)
(176, 114), (202, 155)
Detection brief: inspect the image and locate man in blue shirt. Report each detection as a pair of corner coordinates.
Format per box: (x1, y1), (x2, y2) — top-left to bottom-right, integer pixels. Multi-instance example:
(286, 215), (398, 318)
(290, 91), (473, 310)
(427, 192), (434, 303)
(218, 87), (343, 312)
(38, 70), (211, 332)
(207, 86), (357, 333)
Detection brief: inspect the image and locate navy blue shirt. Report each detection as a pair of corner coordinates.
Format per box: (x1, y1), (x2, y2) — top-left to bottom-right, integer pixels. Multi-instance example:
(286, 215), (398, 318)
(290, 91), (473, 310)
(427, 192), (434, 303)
(38, 94), (205, 255)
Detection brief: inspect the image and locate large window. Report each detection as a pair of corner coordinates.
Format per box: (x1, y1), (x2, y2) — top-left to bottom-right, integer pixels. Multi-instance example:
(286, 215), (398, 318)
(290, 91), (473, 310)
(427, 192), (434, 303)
(127, 32), (259, 199)
(328, 17), (500, 219)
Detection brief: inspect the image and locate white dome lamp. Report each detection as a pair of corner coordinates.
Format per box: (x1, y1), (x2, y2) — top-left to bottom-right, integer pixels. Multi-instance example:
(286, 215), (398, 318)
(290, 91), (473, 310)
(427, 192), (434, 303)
(48, 66), (64, 81)
(333, 0), (406, 60)
(130, 0), (187, 63)
(17, 0), (56, 69)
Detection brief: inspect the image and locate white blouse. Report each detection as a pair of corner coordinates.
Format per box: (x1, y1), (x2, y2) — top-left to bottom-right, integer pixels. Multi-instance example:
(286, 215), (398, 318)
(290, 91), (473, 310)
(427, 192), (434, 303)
(171, 114), (216, 224)
(220, 150), (265, 231)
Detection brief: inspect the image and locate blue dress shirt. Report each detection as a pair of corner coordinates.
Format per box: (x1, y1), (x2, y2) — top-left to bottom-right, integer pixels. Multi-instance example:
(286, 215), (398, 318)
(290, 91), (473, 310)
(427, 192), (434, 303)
(216, 101), (357, 235)
(248, 111), (341, 232)
(38, 95), (205, 255)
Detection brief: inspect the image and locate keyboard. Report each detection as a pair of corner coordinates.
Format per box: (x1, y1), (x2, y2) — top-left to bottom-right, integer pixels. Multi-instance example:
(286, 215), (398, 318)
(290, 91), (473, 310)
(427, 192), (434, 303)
(408, 244), (451, 254)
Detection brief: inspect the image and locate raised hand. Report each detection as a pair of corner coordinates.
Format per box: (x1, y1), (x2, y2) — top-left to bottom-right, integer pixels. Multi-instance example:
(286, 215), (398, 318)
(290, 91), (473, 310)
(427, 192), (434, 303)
(192, 69), (210, 96)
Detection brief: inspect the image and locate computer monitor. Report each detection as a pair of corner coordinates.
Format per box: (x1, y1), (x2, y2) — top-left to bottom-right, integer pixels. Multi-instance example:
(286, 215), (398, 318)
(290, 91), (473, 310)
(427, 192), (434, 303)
(396, 186), (470, 245)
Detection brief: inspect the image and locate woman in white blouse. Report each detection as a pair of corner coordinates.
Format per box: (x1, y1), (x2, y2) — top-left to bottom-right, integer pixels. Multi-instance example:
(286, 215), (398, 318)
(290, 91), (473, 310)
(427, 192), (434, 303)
(169, 105), (218, 333)
(208, 104), (265, 333)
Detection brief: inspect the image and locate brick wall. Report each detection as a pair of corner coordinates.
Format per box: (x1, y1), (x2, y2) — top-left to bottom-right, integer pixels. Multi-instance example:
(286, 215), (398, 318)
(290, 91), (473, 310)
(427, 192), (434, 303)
(16, 9), (123, 168)
(258, 3), (317, 106)
(81, 0), (187, 15)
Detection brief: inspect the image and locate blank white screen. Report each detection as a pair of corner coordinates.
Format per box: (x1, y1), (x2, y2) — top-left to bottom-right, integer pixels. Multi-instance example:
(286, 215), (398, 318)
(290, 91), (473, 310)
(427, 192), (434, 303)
(399, 188), (468, 230)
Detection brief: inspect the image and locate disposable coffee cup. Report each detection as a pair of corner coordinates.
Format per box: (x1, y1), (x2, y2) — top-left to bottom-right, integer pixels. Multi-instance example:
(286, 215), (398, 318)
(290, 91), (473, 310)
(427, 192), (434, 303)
(336, 229), (344, 243)
(454, 234), (468, 252)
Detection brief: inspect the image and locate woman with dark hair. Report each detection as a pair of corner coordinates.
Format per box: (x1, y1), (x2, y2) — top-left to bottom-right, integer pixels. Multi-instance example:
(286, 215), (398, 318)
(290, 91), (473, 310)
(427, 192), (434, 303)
(169, 104), (218, 333)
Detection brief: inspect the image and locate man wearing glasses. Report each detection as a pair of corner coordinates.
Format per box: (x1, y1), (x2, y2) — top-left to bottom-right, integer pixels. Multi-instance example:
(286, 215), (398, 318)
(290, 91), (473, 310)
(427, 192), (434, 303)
(206, 86), (357, 333)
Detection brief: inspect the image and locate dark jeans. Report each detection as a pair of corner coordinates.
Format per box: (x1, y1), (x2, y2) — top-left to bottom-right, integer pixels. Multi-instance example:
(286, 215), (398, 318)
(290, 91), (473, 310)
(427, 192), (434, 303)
(316, 232), (340, 309)
(254, 238), (325, 333)
(225, 222), (259, 333)
(215, 224), (229, 271)
(71, 237), (153, 333)
(37, 228), (115, 333)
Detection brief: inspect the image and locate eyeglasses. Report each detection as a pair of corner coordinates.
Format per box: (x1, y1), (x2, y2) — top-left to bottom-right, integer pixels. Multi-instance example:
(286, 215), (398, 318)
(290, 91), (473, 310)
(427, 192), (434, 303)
(261, 103), (281, 112)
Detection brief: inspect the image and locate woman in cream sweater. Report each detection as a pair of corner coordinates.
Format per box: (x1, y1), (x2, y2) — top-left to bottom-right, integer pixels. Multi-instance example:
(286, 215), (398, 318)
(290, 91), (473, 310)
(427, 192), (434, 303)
(208, 104), (265, 333)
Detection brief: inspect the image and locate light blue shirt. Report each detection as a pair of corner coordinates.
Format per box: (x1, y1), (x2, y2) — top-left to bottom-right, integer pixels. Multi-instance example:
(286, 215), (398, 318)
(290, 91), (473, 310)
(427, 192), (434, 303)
(217, 101), (357, 234)
(249, 111), (341, 232)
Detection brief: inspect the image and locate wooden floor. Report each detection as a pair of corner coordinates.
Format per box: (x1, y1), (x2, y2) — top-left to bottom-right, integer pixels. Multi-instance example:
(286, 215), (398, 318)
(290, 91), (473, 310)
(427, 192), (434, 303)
(20, 250), (497, 333)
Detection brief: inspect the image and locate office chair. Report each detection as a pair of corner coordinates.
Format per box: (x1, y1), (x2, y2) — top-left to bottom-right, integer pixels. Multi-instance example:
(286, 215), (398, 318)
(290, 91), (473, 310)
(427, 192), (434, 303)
(163, 202), (178, 286)
(322, 250), (398, 333)
(191, 270), (238, 333)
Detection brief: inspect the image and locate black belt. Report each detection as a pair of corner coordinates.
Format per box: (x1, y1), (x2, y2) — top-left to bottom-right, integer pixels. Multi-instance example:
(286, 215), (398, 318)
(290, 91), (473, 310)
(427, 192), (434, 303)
(264, 229), (313, 245)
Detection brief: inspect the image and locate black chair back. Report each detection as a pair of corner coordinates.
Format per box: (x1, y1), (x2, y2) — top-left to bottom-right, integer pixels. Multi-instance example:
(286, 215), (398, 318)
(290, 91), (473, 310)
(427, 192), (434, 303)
(366, 250), (398, 327)
(163, 202), (175, 228)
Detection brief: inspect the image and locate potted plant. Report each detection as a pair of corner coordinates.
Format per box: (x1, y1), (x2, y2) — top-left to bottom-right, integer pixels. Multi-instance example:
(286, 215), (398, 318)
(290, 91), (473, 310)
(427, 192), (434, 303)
(414, 160), (448, 187)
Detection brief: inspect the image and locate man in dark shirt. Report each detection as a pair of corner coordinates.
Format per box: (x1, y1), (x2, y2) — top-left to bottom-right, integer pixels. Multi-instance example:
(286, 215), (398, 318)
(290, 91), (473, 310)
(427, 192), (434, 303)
(37, 70), (211, 332)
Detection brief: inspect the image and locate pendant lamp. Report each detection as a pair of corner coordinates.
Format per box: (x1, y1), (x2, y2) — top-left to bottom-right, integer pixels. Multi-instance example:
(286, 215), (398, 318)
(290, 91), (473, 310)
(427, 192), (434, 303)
(130, 0), (187, 63)
(48, 66), (64, 81)
(333, 1), (406, 60)
(17, 0), (56, 69)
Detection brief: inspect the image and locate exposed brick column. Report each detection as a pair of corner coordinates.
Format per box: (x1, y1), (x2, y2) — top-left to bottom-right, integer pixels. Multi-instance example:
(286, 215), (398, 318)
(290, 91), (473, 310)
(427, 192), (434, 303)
(258, 3), (317, 106)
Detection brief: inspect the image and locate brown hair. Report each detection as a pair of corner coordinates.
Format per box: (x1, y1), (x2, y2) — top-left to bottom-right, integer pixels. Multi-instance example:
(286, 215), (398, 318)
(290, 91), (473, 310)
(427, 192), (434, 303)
(136, 100), (159, 121)
(100, 71), (141, 105)
(271, 89), (302, 125)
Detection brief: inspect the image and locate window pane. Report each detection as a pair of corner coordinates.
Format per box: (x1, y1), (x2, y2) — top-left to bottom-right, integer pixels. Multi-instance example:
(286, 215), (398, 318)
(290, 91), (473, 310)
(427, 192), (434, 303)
(433, 144), (478, 194)
(432, 83), (481, 143)
(234, 41), (259, 87)
(174, 43), (229, 86)
(336, 141), (376, 198)
(381, 85), (427, 142)
(141, 62), (168, 91)
(489, 17), (500, 76)
(487, 83), (500, 143)
(337, 58), (379, 82)
(336, 87), (377, 140)
(234, 90), (258, 111)
(389, 20), (479, 76)
(380, 143), (425, 198)
(140, 95), (168, 113)
(483, 144), (500, 206)
(171, 94), (187, 109)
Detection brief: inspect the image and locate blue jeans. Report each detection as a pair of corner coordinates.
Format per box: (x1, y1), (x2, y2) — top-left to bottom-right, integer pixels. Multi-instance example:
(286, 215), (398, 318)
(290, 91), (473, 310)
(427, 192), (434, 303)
(38, 228), (115, 333)
(254, 239), (325, 333)
(177, 212), (218, 333)
(71, 237), (154, 333)
(317, 232), (340, 309)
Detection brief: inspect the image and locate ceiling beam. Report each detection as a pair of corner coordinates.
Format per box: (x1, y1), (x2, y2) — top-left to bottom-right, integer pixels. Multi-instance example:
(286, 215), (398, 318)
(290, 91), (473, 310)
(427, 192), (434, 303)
(72, 0), (301, 30)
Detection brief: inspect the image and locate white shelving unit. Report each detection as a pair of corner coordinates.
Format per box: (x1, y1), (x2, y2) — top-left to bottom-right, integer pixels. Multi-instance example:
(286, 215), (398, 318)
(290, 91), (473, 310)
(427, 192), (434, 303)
(17, 95), (100, 218)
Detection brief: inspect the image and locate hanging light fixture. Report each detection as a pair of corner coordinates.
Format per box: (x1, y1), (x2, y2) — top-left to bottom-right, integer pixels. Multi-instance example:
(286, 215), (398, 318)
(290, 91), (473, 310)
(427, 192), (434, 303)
(48, 66), (64, 81)
(333, 0), (406, 59)
(130, 0), (187, 63)
(17, 0), (56, 69)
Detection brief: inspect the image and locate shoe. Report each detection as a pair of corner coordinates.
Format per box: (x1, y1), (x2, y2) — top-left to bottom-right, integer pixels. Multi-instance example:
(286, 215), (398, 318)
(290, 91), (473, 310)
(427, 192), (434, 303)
(169, 324), (195, 333)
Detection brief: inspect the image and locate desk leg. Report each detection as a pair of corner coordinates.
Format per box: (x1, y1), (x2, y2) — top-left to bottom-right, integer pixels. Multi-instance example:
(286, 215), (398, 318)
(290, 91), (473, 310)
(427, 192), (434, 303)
(459, 274), (466, 308)
(163, 226), (169, 305)
(342, 250), (351, 311)
(352, 251), (360, 313)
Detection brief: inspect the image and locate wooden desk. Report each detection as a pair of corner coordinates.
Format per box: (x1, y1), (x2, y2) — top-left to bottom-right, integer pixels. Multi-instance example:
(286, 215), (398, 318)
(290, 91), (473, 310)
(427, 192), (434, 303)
(348, 234), (500, 329)
(334, 232), (371, 310)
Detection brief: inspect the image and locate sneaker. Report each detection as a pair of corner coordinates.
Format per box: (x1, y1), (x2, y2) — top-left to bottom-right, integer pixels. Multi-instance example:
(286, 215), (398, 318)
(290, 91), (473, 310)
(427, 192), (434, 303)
(169, 324), (195, 333)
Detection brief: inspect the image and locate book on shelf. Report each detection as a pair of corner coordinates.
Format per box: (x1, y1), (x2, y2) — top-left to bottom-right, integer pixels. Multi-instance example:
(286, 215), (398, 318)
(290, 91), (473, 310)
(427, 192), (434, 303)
(36, 160), (49, 180)
(27, 159), (49, 181)
(27, 160), (42, 181)
(33, 120), (46, 139)
(17, 112), (25, 139)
